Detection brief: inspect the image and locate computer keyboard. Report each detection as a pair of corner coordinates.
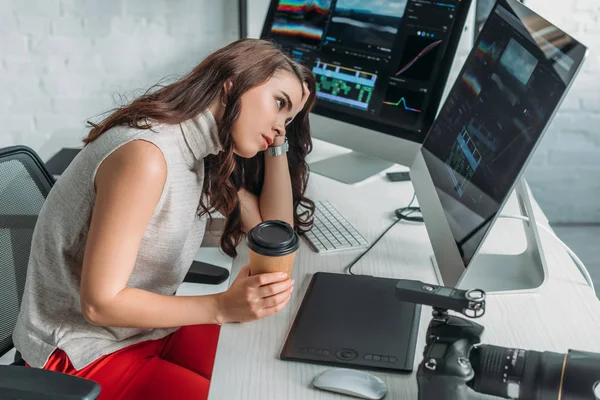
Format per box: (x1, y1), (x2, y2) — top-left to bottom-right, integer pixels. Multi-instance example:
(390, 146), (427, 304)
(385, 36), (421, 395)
(304, 201), (369, 253)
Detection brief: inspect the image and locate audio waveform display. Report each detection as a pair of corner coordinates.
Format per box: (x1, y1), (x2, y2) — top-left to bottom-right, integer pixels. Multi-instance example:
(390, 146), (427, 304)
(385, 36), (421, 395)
(382, 97), (422, 113)
(271, 0), (332, 46)
(380, 84), (425, 127)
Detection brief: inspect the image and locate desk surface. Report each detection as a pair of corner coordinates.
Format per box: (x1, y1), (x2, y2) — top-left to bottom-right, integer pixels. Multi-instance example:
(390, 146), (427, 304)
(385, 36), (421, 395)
(207, 140), (600, 400)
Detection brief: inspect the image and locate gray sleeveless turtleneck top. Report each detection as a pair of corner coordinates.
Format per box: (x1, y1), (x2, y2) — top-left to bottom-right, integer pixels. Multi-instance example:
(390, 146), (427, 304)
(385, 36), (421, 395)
(13, 110), (222, 370)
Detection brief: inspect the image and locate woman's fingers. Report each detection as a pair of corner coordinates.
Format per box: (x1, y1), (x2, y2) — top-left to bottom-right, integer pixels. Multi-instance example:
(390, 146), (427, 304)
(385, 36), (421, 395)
(260, 285), (293, 309)
(256, 278), (294, 298)
(248, 271), (288, 288)
(259, 288), (293, 317)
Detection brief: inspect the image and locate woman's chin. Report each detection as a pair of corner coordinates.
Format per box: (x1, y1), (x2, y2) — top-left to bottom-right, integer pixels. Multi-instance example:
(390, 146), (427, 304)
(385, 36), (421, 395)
(232, 146), (259, 159)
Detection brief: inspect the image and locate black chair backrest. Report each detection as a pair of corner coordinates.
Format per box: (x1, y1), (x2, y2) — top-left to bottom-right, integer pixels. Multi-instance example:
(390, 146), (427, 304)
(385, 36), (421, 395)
(0, 146), (54, 358)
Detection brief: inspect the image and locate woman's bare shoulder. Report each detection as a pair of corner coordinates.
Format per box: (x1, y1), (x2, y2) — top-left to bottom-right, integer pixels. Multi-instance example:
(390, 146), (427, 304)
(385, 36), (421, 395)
(96, 139), (167, 191)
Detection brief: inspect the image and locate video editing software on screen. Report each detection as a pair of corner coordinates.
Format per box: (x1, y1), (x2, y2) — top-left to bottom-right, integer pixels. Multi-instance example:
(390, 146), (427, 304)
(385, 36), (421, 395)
(262, 0), (466, 137)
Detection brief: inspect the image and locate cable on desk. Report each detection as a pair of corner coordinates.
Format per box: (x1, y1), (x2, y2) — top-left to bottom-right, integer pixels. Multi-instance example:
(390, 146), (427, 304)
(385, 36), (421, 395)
(499, 214), (596, 296)
(347, 218), (401, 275)
(394, 192), (423, 223)
(347, 193), (423, 275)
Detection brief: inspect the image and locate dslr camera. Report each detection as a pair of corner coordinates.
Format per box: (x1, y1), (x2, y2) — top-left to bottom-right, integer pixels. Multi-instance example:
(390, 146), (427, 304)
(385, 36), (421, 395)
(395, 280), (600, 400)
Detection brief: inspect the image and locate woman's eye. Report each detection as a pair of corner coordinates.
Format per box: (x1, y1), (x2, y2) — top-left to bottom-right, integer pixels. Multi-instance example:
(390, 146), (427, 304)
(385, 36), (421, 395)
(276, 98), (285, 110)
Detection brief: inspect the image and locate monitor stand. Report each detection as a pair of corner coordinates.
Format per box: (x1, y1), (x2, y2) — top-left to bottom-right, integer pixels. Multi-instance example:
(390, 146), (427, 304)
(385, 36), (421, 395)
(310, 152), (393, 184)
(431, 179), (549, 295)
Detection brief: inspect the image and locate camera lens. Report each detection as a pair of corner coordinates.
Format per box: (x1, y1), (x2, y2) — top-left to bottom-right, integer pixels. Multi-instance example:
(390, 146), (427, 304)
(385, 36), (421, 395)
(469, 345), (526, 397)
(469, 345), (563, 399)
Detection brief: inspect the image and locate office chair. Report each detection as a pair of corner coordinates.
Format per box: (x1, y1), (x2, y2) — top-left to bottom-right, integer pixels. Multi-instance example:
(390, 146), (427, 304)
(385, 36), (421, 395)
(0, 145), (101, 399)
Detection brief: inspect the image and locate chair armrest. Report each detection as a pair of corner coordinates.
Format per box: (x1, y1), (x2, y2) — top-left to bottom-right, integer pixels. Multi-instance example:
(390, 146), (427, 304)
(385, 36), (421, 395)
(0, 215), (38, 229)
(0, 365), (101, 400)
(183, 261), (230, 285)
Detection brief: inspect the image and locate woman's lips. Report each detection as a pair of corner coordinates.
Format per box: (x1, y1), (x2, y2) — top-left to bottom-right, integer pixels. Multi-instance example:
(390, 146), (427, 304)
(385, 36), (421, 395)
(262, 134), (273, 148)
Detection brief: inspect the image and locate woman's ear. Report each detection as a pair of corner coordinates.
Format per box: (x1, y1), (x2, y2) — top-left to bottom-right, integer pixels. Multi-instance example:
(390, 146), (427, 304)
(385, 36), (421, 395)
(223, 80), (233, 98)
(221, 80), (234, 107)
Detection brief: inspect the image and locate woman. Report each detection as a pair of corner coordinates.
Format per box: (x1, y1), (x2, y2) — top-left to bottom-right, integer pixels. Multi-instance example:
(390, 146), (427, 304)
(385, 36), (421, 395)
(13, 38), (316, 399)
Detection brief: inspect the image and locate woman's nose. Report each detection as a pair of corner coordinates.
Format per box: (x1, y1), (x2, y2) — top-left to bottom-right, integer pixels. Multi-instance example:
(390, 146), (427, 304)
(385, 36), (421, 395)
(273, 125), (285, 136)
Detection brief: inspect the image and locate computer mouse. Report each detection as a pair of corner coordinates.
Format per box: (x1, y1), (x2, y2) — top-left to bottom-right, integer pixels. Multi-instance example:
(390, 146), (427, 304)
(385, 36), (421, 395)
(312, 368), (387, 399)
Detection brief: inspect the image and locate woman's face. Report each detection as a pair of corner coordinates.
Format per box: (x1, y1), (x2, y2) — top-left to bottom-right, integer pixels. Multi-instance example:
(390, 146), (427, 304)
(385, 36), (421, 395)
(231, 71), (309, 158)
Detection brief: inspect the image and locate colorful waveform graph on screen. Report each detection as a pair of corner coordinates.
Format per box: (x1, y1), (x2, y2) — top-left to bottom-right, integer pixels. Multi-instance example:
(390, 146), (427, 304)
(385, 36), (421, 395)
(380, 84), (425, 129)
(382, 97), (422, 113)
(271, 0), (333, 46)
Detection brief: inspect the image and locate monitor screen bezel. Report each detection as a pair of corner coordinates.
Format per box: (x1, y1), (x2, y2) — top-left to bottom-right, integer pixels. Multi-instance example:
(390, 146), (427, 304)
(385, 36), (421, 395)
(259, 0), (474, 144)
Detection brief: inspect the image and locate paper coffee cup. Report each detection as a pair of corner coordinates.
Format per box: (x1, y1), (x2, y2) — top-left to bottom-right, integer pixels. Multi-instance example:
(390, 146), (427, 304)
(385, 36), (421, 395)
(247, 220), (300, 276)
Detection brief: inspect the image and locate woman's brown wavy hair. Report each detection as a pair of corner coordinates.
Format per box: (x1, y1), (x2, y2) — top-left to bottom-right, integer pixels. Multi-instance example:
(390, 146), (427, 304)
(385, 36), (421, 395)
(83, 38), (316, 257)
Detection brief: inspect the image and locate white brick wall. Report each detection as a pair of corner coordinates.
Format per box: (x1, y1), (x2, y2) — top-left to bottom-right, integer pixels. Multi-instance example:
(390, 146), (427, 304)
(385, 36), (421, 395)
(1, 0), (598, 223)
(0, 0), (238, 159)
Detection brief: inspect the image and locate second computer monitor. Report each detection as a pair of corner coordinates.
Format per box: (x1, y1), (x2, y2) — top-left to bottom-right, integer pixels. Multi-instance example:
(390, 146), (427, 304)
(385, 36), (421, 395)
(260, 0), (472, 182)
(410, 0), (587, 292)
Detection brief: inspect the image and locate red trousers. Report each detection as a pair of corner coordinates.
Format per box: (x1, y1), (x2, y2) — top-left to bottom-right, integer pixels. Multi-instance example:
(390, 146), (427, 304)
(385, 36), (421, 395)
(39, 324), (220, 400)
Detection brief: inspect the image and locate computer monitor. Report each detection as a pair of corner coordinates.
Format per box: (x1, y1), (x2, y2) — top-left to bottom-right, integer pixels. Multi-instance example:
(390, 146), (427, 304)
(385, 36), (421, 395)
(410, 0), (587, 293)
(474, 0), (524, 39)
(260, 0), (473, 183)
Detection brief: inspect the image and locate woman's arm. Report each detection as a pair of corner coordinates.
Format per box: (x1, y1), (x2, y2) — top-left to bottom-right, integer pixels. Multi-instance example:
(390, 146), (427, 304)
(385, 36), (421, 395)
(238, 187), (263, 233)
(80, 140), (292, 328)
(258, 135), (294, 226)
(80, 140), (223, 328)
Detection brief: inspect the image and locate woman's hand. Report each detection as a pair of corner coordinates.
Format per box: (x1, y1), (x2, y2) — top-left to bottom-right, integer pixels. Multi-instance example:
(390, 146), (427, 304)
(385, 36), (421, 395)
(271, 134), (287, 147)
(215, 265), (294, 323)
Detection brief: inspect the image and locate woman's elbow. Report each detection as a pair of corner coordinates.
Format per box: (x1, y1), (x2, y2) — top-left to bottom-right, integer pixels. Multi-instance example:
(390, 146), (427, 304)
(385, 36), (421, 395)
(80, 297), (111, 326)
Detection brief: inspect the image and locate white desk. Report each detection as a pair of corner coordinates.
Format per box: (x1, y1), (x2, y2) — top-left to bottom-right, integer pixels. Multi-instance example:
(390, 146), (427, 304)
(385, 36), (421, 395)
(204, 139), (600, 400)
